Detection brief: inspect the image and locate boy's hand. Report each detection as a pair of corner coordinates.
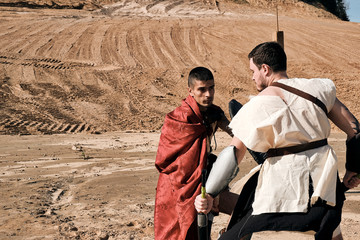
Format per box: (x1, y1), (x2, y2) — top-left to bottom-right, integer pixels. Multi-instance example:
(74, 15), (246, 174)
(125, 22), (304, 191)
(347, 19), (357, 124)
(195, 193), (214, 214)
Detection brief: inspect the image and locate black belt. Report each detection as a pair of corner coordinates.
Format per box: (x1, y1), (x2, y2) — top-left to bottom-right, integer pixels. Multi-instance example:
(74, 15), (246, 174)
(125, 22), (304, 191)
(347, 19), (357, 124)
(266, 139), (328, 159)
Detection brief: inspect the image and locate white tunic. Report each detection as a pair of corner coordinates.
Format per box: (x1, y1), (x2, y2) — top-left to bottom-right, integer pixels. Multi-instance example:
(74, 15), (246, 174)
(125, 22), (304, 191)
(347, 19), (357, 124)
(229, 78), (337, 215)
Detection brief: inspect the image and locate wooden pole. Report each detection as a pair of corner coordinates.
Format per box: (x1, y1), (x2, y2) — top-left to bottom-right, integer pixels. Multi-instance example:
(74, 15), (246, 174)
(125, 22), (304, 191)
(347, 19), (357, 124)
(272, 3), (284, 49)
(276, 4), (279, 32)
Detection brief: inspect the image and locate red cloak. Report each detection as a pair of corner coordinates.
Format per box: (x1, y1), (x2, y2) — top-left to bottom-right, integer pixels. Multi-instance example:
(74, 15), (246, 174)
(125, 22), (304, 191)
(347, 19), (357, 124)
(154, 95), (210, 240)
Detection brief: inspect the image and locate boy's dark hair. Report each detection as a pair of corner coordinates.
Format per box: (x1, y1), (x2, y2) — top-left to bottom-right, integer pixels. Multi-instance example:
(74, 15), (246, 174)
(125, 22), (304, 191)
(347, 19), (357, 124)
(248, 42), (287, 72)
(188, 67), (214, 87)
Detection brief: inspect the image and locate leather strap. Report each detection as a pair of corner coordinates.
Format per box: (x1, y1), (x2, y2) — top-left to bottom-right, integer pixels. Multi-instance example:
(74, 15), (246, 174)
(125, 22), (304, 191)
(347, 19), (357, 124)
(266, 139), (328, 159)
(271, 81), (328, 116)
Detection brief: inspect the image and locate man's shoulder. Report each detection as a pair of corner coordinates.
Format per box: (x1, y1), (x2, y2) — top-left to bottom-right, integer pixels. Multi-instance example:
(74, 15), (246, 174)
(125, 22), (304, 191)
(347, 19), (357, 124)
(208, 104), (224, 114)
(170, 99), (193, 114)
(280, 78), (336, 95)
(285, 78), (334, 86)
(203, 104), (225, 123)
(166, 100), (197, 123)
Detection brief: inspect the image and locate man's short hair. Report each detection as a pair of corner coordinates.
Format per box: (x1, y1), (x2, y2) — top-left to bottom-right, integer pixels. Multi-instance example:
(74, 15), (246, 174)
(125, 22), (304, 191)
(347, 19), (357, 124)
(188, 67), (214, 87)
(248, 41), (287, 72)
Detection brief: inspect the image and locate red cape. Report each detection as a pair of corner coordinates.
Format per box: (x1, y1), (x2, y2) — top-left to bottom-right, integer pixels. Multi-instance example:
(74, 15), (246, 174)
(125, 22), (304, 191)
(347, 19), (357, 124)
(154, 95), (209, 240)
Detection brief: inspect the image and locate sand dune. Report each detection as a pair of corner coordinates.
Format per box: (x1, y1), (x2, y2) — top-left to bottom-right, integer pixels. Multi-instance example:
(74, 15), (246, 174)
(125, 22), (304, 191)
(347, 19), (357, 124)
(0, 0), (359, 135)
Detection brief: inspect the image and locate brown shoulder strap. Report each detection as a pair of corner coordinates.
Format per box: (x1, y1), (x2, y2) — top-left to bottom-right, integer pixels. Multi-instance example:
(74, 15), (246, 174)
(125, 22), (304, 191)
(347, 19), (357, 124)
(271, 81), (328, 116)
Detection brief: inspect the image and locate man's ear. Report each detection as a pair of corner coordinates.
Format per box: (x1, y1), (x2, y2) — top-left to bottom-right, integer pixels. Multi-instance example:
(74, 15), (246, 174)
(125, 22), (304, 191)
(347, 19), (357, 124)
(188, 86), (194, 97)
(262, 64), (272, 76)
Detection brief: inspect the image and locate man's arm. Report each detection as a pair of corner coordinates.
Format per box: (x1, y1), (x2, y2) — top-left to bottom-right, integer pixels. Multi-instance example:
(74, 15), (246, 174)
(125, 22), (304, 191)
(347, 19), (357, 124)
(229, 137), (247, 163)
(328, 98), (359, 139)
(328, 98), (360, 189)
(195, 137), (247, 214)
(218, 114), (234, 137)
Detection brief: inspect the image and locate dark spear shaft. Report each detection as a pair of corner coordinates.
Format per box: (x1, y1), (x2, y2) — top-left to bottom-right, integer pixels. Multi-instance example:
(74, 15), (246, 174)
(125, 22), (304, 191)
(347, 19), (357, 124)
(197, 169), (209, 240)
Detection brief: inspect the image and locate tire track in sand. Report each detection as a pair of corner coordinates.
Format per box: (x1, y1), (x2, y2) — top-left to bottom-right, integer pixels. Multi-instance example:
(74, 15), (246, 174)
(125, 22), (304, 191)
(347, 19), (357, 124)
(126, 23), (157, 68)
(65, 23), (104, 62)
(170, 22), (202, 66)
(47, 19), (92, 59)
(0, 116), (94, 135)
(100, 24), (126, 66)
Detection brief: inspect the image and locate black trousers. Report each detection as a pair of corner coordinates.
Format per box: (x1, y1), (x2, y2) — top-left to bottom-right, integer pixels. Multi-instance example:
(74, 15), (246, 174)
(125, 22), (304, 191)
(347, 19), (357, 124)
(221, 172), (345, 240)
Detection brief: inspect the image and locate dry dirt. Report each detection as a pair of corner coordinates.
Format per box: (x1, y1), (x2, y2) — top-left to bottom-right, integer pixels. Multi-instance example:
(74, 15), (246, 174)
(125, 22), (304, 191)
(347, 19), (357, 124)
(1, 132), (360, 239)
(0, 0), (359, 239)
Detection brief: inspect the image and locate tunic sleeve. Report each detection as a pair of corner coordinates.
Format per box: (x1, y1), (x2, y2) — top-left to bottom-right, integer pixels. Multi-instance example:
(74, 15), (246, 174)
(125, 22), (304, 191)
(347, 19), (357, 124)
(229, 96), (287, 152)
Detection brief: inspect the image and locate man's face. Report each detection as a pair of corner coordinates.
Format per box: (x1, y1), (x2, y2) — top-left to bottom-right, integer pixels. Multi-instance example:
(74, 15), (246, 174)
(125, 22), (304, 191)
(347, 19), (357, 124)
(249, 58), (267, 92)
(188, 79), (215, 111)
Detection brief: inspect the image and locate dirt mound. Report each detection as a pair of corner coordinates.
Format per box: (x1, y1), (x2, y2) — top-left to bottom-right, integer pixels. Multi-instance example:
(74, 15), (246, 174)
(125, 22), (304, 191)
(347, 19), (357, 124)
(0, 0), (359, 135)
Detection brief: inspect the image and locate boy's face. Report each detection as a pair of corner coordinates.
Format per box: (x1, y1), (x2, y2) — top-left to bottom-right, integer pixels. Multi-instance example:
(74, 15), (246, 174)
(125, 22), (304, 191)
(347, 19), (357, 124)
(188, 79), (215, 111)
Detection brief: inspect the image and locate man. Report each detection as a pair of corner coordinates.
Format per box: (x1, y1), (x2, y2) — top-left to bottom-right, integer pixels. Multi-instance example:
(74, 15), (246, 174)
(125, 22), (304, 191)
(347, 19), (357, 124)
(154, 66), (233, 239)
(195, 42), (360, 240)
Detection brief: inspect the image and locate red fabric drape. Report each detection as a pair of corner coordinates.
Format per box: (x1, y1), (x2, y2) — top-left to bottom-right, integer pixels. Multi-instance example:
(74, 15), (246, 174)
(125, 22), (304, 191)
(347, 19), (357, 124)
(154, 95), (209, 240)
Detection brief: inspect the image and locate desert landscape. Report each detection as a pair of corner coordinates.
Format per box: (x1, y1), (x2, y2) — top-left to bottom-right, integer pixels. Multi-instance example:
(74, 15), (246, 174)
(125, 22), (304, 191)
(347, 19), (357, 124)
(0, 0), (359, 239)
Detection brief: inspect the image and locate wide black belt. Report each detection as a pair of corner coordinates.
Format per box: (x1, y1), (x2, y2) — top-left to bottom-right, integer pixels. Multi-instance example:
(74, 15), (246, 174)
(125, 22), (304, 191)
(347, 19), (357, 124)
(266, 139), (328, 159)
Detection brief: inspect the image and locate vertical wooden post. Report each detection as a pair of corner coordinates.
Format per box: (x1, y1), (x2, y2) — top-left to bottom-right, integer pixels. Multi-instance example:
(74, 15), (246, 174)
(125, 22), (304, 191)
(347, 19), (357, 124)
(276, 4), (279, 32)
(272, 4), (284, 49)
(273, 31), (284, 49)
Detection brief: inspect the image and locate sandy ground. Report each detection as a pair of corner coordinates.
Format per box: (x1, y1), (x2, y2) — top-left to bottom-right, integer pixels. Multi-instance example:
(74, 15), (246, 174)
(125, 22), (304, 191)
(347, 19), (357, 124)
(0, 0), (360, 239)
(0, 131), (359, 239)
(0, 0), (359, 135)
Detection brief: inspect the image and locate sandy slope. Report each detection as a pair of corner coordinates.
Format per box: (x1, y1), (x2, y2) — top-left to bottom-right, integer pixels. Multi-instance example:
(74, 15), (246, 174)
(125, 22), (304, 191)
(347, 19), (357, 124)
(0, 0), (359, 135)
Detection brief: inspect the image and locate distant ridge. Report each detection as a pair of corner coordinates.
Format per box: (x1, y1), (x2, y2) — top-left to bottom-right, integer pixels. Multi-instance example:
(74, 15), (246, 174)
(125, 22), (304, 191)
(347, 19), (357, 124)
(0, 0), (350, 21)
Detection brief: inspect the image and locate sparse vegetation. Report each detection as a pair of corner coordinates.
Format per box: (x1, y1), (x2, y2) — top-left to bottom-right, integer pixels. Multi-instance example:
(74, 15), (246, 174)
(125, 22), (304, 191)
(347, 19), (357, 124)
(301, 0), (349, 21)
(81, 149), (91, 160)
(229, 0), (349, 21)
